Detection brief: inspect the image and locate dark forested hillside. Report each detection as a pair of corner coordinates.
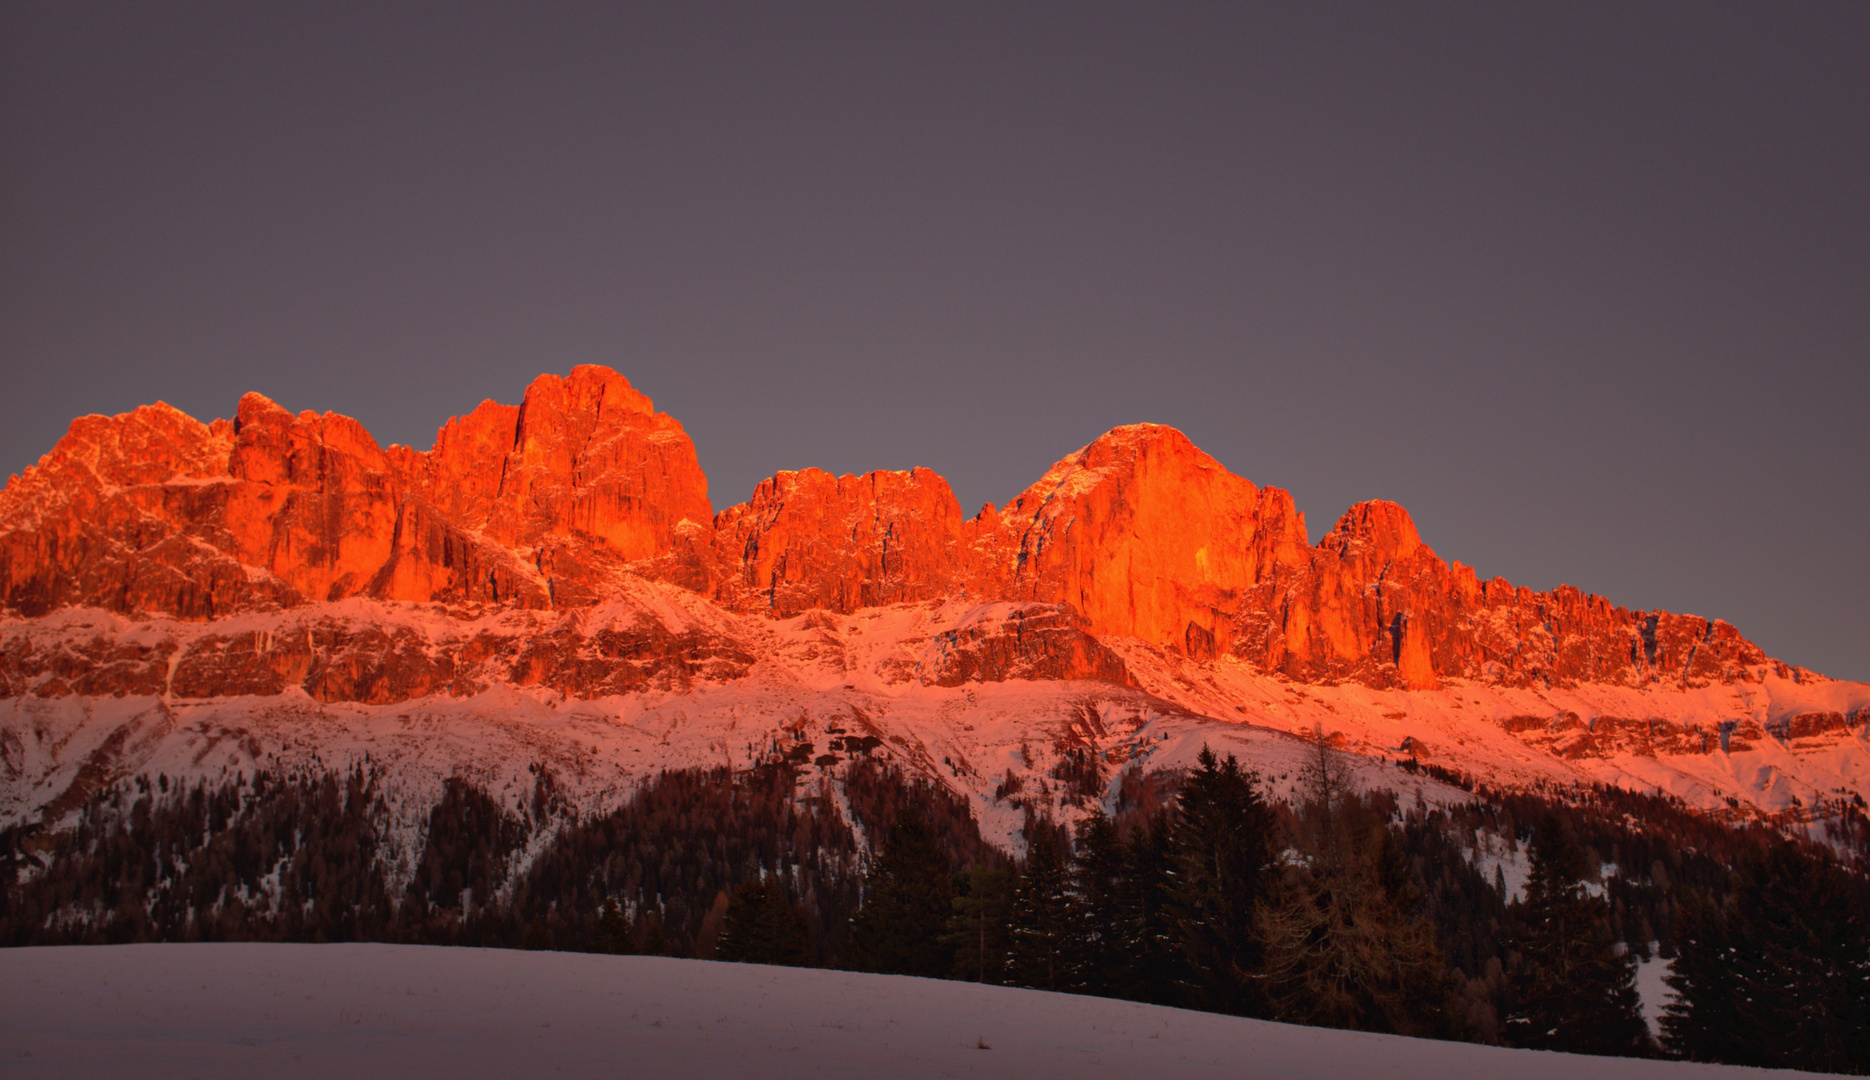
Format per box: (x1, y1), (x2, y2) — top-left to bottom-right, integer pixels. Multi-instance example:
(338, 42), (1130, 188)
(2, 767), (396, 945)
(0, 757), (984, 968)
(3, 749), (1864, 1073)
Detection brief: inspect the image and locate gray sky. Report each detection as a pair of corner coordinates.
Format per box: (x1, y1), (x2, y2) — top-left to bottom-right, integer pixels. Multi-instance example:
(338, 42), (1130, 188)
(3, 2), (1865, 679)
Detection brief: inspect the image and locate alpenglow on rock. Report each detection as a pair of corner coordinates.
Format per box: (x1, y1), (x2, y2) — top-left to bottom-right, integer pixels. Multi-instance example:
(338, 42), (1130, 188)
(0, 366), (1807, 693)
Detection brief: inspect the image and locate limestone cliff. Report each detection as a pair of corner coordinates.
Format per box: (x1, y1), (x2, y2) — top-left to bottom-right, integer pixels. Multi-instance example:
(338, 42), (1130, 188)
(0, 366), (708, 619)
(0, 367), (1810, 699)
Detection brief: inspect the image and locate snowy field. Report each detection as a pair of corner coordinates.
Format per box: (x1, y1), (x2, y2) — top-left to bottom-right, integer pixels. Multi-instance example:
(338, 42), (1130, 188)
(1, 944), (1803, 1078)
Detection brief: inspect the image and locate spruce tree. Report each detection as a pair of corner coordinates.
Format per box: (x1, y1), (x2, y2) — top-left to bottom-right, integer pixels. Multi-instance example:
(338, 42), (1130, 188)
(945, 862), (1013, 984)
(1166, 745), (1276, 1016)
(847, 808), (956, 977)
(716, 876), (812, 967)
(1663, 890), (1745, 1062)
(1665, 841), (1869, 1072)
(1007, 824), (1079, 991)
(1504, 814), (1649, 1056)
(1071, 810), (1127, 997)
(1084, 806), (1183, 1006)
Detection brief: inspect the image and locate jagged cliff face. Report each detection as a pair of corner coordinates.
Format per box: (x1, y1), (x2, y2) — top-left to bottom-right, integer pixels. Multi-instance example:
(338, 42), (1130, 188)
(0, 366), (712, 619)
(0, 366), (1808, 695)
(712, 466), (969, 617)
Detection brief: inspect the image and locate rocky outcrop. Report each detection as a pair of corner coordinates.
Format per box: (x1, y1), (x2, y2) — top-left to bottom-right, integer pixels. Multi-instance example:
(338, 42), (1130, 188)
(975, 425), (1793, 689)
(952, 425), (1788, 690)
(218, 392), (411, 604)
(0, 402), (285, 618)
(1232, 502), (1785, 690)
(476, 367), (713, 564)
(917, 603), (1133, 688)
(1495, 711), (1731, 759)
(0, 602), (755, 705)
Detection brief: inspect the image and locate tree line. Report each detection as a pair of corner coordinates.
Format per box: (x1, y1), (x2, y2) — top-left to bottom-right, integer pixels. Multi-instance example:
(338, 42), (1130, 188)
(723, 742), (1867, 1072)
(1, 744), (1863, 1072)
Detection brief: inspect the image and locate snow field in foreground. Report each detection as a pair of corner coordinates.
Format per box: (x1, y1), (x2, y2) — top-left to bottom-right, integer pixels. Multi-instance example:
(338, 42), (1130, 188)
(1, 944), (1802, 1079)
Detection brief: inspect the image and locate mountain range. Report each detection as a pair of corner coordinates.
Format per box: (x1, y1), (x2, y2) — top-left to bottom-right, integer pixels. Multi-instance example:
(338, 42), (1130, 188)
(3, 365), (1866, 849)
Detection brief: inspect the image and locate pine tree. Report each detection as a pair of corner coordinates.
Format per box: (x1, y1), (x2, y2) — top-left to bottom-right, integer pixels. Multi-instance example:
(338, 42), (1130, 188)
(1662, 889), (1745, 1062)
(1071, 810), (1126, 997)
(1166, 745), (1276, 1016)
(716, 876), (812, 967)
(1118, 809), (1185, 1005)
(1504, 814), (1649, 1056)
(1007, 824), (1079, 991)
(945, 862), (1013, 984)
(847, 808), (956, 977)
(1665, 841), (1869, 1072)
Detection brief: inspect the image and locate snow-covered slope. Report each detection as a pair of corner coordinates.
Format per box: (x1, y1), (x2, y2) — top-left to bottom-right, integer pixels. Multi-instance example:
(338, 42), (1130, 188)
(5, 580), (1866, 859)
(0, 943), (1813, 1079)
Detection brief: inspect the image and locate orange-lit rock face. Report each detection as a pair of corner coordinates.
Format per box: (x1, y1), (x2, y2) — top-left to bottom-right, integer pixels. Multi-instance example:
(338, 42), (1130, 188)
(0, 366), (707, 618)
(0, 370), (1802, 693)
(0, 605), (757, 705)
(918, 603), (1134, 688)
(222, 392), (405, 603)
(417, 398), (521, 525)
(0, 401), (287, 618)
(1262, 501), (1450, 689)
(713, 466), (966, 617)
(481, 367), (713, 561)
(993, 424), (1311, 658)
(956, 427), (1783, 690)
(1226, 500), (1784, 691)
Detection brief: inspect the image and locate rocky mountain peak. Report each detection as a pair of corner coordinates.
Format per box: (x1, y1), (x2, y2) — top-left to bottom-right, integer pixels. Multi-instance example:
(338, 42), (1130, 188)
(0, 369), (1816, 694)
(1323, 500), (1426, 566)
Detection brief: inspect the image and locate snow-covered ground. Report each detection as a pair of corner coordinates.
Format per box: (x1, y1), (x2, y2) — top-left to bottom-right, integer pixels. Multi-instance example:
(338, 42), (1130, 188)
(0, 944), (1799, 1079)
(1636, 948), (1681, 1042)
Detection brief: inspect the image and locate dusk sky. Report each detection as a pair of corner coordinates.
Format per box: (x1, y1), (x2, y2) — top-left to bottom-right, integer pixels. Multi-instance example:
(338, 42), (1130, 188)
(2, 3), (1864, 679)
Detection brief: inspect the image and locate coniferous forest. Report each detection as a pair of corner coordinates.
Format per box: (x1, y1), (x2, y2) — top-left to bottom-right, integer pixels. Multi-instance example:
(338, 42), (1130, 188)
(3, 744), (1865, 1073)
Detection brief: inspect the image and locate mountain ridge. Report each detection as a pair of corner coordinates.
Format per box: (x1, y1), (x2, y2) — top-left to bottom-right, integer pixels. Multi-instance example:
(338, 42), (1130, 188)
(3, 365), (1866, 837)
(0, 364), (1811, 691)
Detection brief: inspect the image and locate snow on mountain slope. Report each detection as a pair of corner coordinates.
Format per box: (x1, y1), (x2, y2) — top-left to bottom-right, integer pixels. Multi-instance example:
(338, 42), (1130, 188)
(1110, 636), (1870, 813)
(0, 943), (1813, 1079)
(5, 577), (1865, 864)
